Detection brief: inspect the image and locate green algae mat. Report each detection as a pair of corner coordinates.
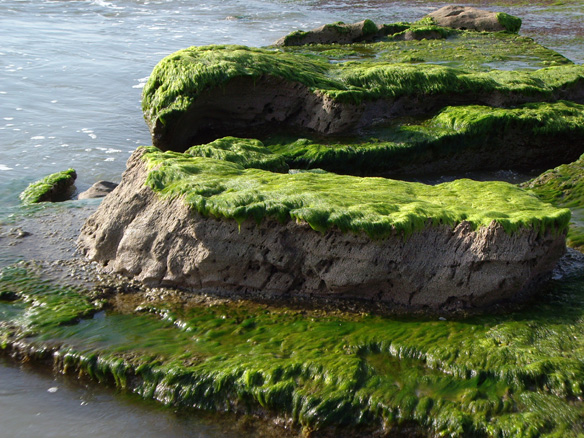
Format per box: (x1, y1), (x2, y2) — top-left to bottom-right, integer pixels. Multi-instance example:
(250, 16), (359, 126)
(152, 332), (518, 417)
(524, 154), (584, 251)
(142, 145), (569, 238)
(2, 264), (584, 437)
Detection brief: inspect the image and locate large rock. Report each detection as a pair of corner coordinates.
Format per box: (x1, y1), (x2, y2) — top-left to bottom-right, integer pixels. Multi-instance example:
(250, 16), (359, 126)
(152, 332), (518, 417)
(142, 45), (584, 153)
(426, 6), (521, 33)
(77, 148), (567, 311)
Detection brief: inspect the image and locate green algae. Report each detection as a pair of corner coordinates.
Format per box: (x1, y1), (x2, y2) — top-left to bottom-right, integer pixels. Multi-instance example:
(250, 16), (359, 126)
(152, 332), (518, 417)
(496, 12), (522, 33)
(19, 169), (77, 205)
(142, 43), (583, 134)
(264, 101), (584, 175)
(185, 137), (288, 172)
(140, 145), (569, 237)
(0, 265), (98, 331)
(3, 265), (584, 436)
(522, 154), (584, 250)
(284, 32), (572, 71)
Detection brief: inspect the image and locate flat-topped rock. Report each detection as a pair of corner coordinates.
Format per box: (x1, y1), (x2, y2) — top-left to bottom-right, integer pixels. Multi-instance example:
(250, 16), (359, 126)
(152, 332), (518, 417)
(77, 147), (568, 311)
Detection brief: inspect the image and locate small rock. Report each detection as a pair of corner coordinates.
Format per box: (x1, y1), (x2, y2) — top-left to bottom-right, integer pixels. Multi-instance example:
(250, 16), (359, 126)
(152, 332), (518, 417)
(426, 6), (521, 33)
(78, 181), (118, 200)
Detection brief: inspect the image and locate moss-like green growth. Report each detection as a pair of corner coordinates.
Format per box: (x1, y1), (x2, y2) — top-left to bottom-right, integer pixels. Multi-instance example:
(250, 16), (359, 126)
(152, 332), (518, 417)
(141, 145), (569, 237)
(4, 265), (584, 436)
(142, 45), (342, 129)
(285, 32), (572, 70)
(265, 101), (584, 175)
(496, 12), (522, 33)
(0, 265), (97, 331)
(522, 154), (584, 250)
(19, 169), (77, 205)
(142, 43), (581, 135)
(186, 137), (288, 172)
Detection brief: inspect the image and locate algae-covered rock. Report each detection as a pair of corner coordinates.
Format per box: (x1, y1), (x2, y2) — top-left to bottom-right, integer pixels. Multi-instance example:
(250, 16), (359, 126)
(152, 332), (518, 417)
(522, 154), (584, 250)
(142, 45), (584, 153)
(5, 264), (584, 437)
(273, 19), (380, 46)
(268, 101), (584, 176)
(77, 147), (568, 311)
(426, 5), (522, 33)
(19, 168), (77, 204)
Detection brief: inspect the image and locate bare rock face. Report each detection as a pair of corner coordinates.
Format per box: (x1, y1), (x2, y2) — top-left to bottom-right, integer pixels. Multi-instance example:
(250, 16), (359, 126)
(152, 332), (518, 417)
(77, 149), (566, 311)
(426, 6), (519, 33)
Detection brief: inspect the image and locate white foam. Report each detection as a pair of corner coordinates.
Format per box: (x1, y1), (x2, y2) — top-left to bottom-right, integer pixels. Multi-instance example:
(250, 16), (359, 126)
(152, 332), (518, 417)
(31, 135), (45, 140)
(0, 164), (13, 171)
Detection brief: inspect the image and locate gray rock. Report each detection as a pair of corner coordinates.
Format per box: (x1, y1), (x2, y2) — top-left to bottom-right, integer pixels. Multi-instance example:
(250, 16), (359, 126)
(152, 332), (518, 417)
(426, 6), (520, 33)
(78, 180), (118, 200)
(77, 149), (566, 312)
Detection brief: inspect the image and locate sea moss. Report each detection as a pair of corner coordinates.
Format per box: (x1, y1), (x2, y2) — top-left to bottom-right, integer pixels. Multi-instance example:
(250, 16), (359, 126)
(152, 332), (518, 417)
(186, 137), (289, 172)
(19, 169), (77, 205)
(265, 101), (584, 175)
(3, 265), (584, 436)
(522, 154), (584, 250)
(142, 43), (582, 135)
(282, 29), (570, 70)
(140, 145), (569, 237)
(496, 12), (522, 33)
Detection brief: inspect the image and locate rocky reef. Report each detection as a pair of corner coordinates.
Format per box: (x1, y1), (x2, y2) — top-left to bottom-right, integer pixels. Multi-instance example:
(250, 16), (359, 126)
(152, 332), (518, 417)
(5, 6), (584, 438)
(76, 7), (584, 312)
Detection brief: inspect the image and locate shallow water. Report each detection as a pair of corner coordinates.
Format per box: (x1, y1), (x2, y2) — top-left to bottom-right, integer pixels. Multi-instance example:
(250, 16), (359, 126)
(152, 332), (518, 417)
(0, 0), (583, 435)
(0, 357), (278, 438)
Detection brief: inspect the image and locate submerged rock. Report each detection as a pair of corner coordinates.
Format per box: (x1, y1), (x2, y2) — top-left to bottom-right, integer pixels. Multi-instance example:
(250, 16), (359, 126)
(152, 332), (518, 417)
(19, 169), (77, 204)
(77, 148), (568, 311)
(426, 6), (522, 33)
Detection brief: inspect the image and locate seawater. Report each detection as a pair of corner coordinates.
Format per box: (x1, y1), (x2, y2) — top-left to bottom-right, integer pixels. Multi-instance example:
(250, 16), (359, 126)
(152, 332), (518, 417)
(0, 0), (583, 436)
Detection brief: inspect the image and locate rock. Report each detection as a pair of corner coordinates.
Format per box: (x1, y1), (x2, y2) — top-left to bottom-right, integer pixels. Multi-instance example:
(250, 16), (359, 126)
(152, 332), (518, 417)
(273, 19), (380, 46)
(78, 180), (118, 199)
(426, 6), (521, 33)
(19, 169), (77, 204)
(77, 148), (567, 311)
(142, 45), (584, 152)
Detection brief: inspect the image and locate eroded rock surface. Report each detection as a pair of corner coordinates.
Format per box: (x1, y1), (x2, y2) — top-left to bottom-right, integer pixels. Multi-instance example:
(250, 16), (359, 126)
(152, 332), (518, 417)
(78, 149), (566, 311)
